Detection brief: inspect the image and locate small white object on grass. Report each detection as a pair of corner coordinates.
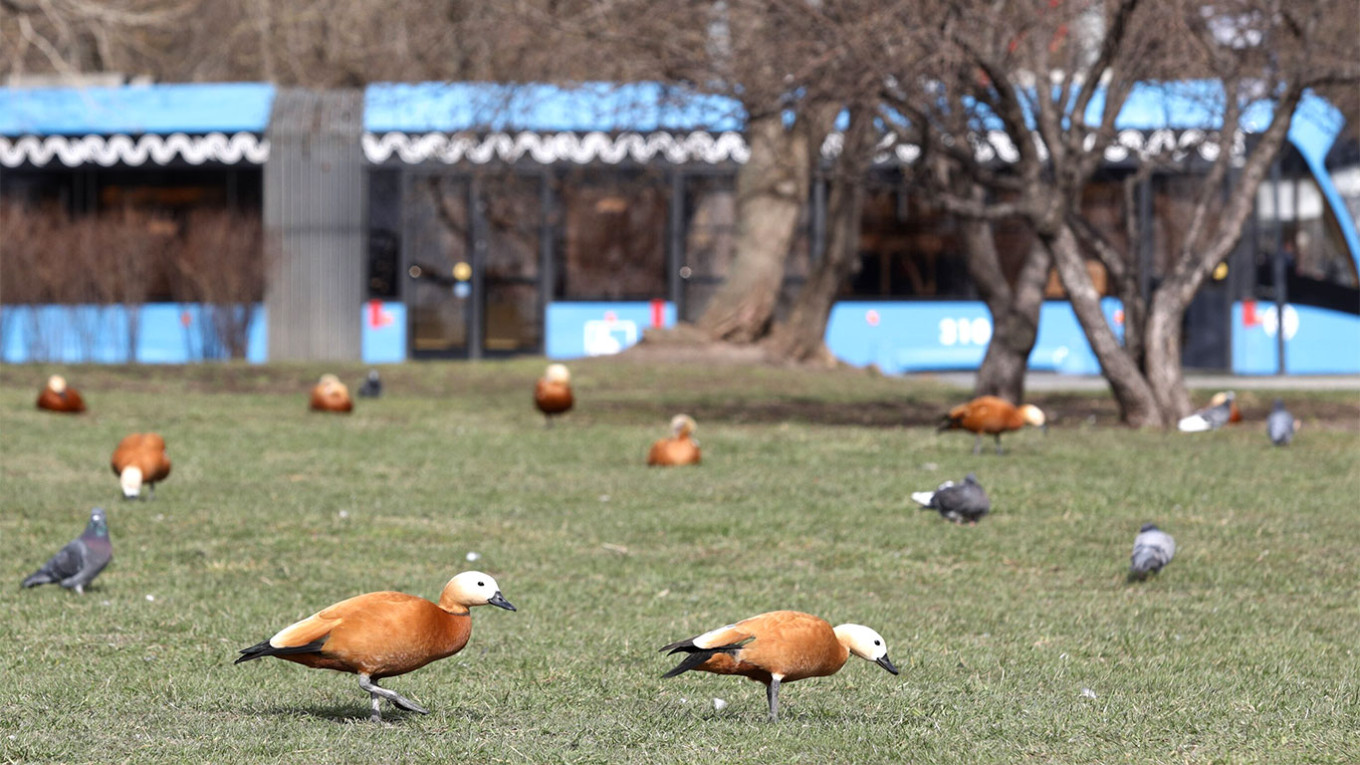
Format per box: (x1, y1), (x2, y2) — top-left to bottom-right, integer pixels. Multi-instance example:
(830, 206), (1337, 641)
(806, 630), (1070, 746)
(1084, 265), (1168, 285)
(713, 698), (727, 711)
(145, 594), (155, 602)
(466, 551), (481, 562)
(1080, 687), (1097, 699)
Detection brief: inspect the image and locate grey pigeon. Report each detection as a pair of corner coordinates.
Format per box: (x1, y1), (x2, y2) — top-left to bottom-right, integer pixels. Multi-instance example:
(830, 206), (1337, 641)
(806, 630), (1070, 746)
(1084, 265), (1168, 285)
(1177, 391), (1235, 432)
(358, 369), (382, 398)
(21, 507), (112, 595)
(910, 473), (991, 524)
(1128, 523), (1175, 581)
(1266, 399), (1295, 446)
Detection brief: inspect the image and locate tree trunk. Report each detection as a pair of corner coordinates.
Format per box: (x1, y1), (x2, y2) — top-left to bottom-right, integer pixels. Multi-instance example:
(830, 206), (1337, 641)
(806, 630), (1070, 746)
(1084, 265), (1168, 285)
(766, 107), (872, 363)
(965, 219), (1050, 404)
(1046, 224), (1167, 427)
(696, 112), (813, 343)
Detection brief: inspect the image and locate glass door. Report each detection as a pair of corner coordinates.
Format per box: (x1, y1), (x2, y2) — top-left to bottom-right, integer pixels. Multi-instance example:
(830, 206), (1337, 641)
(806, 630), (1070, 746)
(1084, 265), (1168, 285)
(405, 175), (473, 358)
(481, 174), (544, 355)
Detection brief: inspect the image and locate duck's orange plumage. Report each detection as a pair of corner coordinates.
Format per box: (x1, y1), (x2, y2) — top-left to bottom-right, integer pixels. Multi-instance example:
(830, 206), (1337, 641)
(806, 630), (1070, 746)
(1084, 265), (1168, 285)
(534, 364), (573, 426)
(110, 433), (171, 500)
(647, 414), (701, 467)
(310, 374), (353, 413)
(36, 375), (85, 414)
(236, 571), (515, 722)
(661, 610), (898, 721)
(939, 395), (1046, 454)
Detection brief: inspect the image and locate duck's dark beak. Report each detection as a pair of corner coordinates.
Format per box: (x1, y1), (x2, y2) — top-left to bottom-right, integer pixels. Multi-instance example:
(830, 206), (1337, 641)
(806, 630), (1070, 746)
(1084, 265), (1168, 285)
(876, 654), (900, 675)
(488, 592), (517, 611)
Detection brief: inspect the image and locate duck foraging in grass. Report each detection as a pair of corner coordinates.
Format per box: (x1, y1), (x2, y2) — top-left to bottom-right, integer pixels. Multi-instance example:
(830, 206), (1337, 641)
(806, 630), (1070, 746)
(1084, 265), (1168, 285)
(534, 364), (574, 427)
(235, 571), (516, 722)
(660, 610), (898, 721)
(911, 472), (991, 524)
(647, 414), (701, 467)
(36, 375), (85, 414)
(310, 374), (353, 413)
(111, 433), (172, 500)
(21, 507), (111, 595)
(939, 396), (1046, 455)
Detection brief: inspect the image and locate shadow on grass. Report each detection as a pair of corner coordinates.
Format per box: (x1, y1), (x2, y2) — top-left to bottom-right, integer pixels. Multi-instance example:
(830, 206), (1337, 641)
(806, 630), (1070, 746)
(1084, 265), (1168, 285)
(259, 702), (493, 725)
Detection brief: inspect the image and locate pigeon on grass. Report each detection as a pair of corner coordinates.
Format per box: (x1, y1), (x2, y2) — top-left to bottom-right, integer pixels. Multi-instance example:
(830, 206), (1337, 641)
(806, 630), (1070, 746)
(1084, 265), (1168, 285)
(21, 507), (112, 595)
(911, 473), (991, 524)
(1128, 523), (1175, 581)
(1266, 399), (1296, 446)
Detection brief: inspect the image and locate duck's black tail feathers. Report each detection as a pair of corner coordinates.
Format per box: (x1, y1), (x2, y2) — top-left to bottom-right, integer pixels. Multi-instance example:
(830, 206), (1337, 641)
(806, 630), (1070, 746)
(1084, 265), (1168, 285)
(660, 640), (749, 678)
(234, 638), (327, 664)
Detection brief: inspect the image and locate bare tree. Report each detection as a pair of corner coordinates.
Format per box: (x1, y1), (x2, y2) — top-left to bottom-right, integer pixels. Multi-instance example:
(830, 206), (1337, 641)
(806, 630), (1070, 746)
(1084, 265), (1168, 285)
(879, 0), (1358, 426)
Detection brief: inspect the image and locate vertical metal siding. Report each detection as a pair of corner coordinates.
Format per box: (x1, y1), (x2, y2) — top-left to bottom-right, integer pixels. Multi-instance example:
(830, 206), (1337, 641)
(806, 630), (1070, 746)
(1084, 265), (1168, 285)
(264, 88), (366, 361)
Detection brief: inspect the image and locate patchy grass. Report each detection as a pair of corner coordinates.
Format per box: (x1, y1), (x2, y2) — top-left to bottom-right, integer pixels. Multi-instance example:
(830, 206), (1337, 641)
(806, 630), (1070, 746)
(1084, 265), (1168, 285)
(1, 359), (1357, 764)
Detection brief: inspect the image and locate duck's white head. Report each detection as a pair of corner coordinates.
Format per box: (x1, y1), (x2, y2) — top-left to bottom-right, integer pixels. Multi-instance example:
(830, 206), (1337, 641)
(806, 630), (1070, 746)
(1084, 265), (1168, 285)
(48, 375), (67, 394)
(1019, 404), (1046, 429)
(441, 571), (516, 611)
(318, 373), (340, 387)
(120, 466), (143, 498)
(670, 414), (697, 437)
(545, 364), (571, 384)
(833, 624), (899, 675)
(1210, 390), (1236, 406)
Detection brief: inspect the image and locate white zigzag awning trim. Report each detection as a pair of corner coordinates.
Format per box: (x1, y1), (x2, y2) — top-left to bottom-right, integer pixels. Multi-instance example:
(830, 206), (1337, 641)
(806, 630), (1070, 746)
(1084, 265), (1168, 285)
(0, 132), (269, 168)
(367, 127), (1243, 167)
(363, 131), (750, 165)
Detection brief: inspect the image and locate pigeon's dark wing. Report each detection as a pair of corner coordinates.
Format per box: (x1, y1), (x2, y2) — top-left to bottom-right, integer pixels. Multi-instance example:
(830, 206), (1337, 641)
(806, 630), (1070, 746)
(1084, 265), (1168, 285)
(22, 540), (86, 588)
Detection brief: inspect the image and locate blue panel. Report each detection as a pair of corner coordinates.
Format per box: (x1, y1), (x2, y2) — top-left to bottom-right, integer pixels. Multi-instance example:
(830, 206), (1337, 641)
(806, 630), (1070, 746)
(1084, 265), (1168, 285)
(0, 83), (275, 136)
(1, 303), (267, 363)
(824, 300), (1122, 375)
(361, 300), (407, 364)
(546, 302), (676, 359)
(1232, 301), (1360, 375)
(365, 82), (745, 133)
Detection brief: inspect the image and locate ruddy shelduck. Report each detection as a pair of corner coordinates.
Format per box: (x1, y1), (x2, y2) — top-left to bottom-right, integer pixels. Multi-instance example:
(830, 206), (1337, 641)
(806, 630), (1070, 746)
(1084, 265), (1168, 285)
(36, 375), (85, 414)
(1177, 390), (1237, 432)
(939, 395), (1046, 454)
(310, 373), (353, 413)
(660, 610), (899, 721)
(235, 571), (516, 722)
(534, 364), (573, 426)
(110, 433), (171, 500)
(647, 414), (701, 467)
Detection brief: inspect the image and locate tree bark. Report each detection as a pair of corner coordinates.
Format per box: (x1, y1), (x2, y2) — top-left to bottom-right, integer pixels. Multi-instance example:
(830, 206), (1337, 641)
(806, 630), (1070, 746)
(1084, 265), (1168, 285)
(696, 111), (813, 343)
(964, 219), (1050, 403)
(1046, 224), (1166, 427)
(766, 106), (872, 363)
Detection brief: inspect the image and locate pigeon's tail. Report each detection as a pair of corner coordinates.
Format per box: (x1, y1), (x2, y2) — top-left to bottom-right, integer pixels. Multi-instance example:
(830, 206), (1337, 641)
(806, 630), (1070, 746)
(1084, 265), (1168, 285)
(1129, 548), (1166, 579)
(661, 642), (745, 679)
(1177, 413), (1214, 433)
(910, 490), (937, 508)
(20, 569), (55, 588)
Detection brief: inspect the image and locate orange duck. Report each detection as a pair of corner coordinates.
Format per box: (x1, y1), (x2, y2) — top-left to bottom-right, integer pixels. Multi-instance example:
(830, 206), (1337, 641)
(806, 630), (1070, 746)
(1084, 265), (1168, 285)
(647, 414), (701, 467)
(939, 395), (1046, 455)
(661, 610), (898, 721)
(111, 433), (172, 500)
(236, 571), (516, 722)
(310, 374), (353, 413)
(36, 375), (85, 414)
(533, 364), (573, 426)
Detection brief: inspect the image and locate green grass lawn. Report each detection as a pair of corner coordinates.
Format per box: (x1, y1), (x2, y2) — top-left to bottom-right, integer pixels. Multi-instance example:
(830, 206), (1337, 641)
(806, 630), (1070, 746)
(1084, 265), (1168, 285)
(2, 360), (1357, 764)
